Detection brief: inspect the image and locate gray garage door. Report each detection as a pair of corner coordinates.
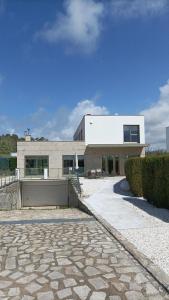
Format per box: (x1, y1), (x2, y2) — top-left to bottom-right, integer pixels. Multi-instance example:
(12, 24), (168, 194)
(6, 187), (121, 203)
(21, 180), (68, 207)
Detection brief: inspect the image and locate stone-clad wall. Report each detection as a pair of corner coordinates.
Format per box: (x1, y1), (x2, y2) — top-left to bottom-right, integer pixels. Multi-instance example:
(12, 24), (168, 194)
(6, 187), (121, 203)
(17, 141), (86, 179)
(0, 182), (21, 210)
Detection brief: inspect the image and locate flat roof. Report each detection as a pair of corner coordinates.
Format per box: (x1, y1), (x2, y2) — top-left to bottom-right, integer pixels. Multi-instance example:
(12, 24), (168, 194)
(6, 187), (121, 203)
(17, 140), (84, 143)
(84, 114), (144, 117)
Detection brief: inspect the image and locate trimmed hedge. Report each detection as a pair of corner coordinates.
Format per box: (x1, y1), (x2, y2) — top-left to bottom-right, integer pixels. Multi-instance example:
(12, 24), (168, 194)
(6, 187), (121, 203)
(125, 158), (143, 197)
(142, 156), (169, 208)
(125, 155), (169, 209)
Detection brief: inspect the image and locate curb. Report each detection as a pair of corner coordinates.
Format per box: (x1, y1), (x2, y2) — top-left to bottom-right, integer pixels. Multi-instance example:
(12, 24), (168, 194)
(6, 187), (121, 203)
(80, 197), (169, 294)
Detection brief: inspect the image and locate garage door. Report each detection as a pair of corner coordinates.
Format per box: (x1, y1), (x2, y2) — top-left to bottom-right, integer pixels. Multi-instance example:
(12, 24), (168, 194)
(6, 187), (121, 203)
(22, 180), (68, 207)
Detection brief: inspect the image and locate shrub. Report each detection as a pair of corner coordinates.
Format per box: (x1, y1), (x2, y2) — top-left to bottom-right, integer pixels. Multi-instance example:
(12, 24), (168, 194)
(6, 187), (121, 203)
(125, 157), (143, 197)
(142, 155), (169, 208)
(125, 155), (169, 209)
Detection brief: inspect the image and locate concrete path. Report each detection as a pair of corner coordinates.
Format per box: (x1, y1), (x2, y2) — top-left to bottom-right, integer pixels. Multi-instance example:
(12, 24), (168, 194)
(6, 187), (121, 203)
(81, 177), (153, 230)
(0, 209), (168, 299)
(80, 177), (169, 276)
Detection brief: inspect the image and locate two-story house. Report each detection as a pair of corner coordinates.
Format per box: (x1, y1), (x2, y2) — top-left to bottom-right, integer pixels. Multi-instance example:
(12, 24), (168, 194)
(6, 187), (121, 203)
(17, 114), (146, 178)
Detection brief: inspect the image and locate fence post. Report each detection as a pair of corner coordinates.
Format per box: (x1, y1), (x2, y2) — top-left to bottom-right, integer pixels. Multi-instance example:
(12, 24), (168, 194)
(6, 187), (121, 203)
(44, 168), (48, 180)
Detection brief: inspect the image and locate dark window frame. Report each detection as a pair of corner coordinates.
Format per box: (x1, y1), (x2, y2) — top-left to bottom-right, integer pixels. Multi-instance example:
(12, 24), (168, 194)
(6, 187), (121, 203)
(62, 155), (84, 175)
(24, 155), (49, 177)
(123, 125), (140, 143)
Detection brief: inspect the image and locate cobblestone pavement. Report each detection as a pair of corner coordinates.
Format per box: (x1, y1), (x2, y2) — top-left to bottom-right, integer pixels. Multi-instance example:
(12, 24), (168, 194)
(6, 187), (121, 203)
(0, 219), (169, 300)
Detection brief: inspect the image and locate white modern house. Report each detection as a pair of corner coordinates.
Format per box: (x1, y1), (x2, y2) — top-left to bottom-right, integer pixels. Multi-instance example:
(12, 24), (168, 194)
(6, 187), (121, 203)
(166, 126), (169, 152)
(74, 115), (145, 145)
(17, 114), (146, 178)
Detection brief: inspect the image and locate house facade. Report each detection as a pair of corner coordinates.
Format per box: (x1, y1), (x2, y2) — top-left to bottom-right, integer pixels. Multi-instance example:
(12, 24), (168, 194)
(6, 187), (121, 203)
(17, 114), (146, 178)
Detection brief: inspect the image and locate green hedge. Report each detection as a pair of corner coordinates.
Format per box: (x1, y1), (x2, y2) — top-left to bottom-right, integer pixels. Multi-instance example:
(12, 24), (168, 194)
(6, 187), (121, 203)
(125, 158), (143, 196)
(125, 155), (169, 209)
(142, 156), (169, 208)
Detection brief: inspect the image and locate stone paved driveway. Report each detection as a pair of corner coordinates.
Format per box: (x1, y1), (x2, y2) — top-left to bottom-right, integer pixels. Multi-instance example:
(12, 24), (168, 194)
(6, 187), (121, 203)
(0, 215), (169, 299)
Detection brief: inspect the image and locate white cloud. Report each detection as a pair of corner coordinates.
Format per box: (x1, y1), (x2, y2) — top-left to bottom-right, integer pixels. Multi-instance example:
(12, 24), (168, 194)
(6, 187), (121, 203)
(36, 0), (104, 53)
(110, 0), (169, 18)
(61, 99), (109, 139)
(140, 80), (169, 149)
(0, 115), (15, 134)
(0, 100), (108, 139)
(32, 100), (109, 140)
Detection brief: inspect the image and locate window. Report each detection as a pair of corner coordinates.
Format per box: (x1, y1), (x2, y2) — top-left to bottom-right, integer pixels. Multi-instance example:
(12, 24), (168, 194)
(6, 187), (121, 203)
(25, 156), (48, 176)
(77, 155), (84, 175)
(63, 155), (74, 174)
(63, 155), (84, 175)
(124, 125), (140, 143)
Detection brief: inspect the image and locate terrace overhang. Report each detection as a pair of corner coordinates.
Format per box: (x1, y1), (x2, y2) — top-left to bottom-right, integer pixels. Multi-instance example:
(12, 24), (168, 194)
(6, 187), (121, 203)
(86, 143), (148, 148)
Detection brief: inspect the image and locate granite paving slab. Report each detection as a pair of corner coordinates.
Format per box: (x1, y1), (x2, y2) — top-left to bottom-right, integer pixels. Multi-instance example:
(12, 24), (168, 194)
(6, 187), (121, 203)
(0, 216), (168, 299)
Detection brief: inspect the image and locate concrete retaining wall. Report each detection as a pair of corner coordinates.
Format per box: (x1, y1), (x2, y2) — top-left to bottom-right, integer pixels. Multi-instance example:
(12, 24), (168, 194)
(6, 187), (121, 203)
(68, 181), (92, 215)
(0, 182), (21, 210)
(0, 179), (90, 211)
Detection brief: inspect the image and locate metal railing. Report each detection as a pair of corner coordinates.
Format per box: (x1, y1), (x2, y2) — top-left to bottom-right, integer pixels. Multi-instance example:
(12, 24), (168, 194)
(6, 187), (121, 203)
(69, 173), (82, 196)
(63, 167), (84, 176)
(0, 170), (18, 189)
(22, 167), (85, 180)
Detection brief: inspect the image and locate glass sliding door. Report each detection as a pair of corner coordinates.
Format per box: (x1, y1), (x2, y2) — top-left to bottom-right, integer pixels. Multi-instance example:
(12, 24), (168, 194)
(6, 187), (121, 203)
(25, 156), (48, 177)
(77, 155), (84, 176)
(63, 155), (74, 175)
(63, 155), (84, 175)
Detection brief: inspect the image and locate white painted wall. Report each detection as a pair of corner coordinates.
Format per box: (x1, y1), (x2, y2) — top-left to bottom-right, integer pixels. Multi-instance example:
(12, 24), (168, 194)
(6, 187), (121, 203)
(73, 117), (85, 141)
(83, 115), (145, 145)
(166, 127), (169, 152)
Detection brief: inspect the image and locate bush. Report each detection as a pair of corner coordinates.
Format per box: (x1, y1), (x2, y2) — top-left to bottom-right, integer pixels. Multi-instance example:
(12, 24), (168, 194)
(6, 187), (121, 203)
(125, 157), (143, 197)
(142, 156), (169, 208)
(125, 155), (169, 209)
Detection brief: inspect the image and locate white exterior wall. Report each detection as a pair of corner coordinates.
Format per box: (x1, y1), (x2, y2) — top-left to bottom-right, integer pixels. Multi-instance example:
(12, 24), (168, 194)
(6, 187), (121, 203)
(166, 127), (169, 152)
(84, 115), (145, 145)
(73, 117), (85, 141)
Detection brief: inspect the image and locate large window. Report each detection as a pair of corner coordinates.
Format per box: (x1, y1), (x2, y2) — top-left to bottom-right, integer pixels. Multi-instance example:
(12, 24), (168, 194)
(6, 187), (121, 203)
(25, 156), (48, 176)
(124, 125), (140, 143)
(63, 155), (84, 175)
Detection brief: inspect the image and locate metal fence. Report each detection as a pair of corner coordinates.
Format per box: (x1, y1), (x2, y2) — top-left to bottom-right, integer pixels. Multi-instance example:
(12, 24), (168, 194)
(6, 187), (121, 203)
(69, 173), (82, 196)
(20, 167), (85, 180)
(0, 170), (18, 189)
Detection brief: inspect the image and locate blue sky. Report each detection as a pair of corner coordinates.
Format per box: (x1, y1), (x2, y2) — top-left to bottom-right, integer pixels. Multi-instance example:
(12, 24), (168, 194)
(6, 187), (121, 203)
(0, 0), (169, 148)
